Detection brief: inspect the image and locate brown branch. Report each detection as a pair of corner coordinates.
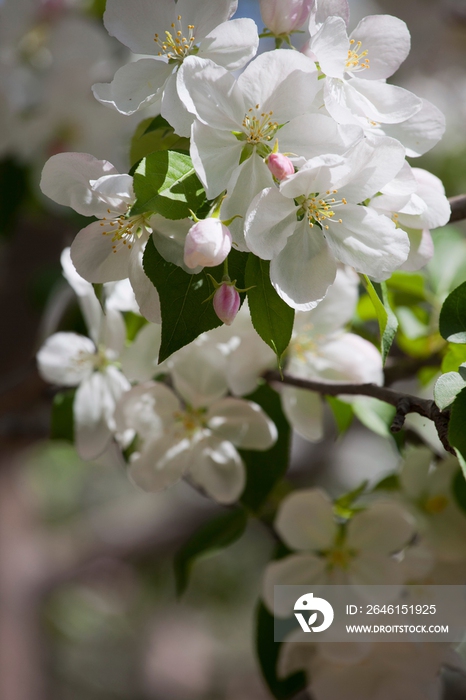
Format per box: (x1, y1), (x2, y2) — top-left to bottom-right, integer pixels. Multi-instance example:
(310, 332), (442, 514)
(449, 194), (466, 224)
(263, 370), (454, 455)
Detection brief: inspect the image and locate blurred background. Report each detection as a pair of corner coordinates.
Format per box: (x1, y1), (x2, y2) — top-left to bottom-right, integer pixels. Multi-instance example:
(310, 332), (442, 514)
(1, 0), (466, 698)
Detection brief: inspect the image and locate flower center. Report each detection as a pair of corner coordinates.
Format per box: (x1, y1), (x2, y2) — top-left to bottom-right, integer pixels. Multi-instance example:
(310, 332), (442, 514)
(99, 207), (150, 254)
(326, 547), (355, 570)
(154, 15), (195, 62)
(174, 407), (207, 437)
(302, 190), (347, 230)
(424, 494), (449, 515)
(345, 39), (370, 72)
(242, 105), (279, 145)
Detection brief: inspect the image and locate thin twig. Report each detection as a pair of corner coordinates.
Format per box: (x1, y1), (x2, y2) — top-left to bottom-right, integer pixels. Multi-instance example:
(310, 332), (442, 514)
(263, 370), (454, 454)
(449, 194), (466, 224)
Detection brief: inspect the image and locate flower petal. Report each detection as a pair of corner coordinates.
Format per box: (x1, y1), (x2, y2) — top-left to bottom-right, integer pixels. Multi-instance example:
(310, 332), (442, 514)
(349, 15), (410, 81)
(128, 238), (161, 323)
(279, 114), (363, 162)
(383, 98), (446, 157)
(190, 437), (245, 504)
(281, 387), (324, 442)
(310, 16), (348, 80)
(207, 397), (277, 449)
(276, 489), (337, 551)
(162, 72), (194, 138)
(120, 323), (162, 383)
(74, 373), (114, 460)
(198, 18), (259, 71)
(37, 332), (95, 386)
(93, 58), (172, 115)
(129, 434), (191, 492)
(263, 554), (328, 616)
(347, 501), (415, 554)
(190, 119), (242, 199)
(244, 186), (298, 260)
(71, 220), (132, 283)
(344, 77), (422, 124)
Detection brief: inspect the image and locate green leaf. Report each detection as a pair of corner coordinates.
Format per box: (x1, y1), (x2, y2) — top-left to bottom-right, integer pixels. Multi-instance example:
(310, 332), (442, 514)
(327, 396), (353, 434)
(256, 603), (307, 700)
(363, 276), (398, 364)
(240, 383), (291, 512)
(434, 371), (466, 410)
(449, 386), (466, 472)
(442, 344), (466, 373)
(129, 117), (190, 167)
(245, 255), (294, 367)
(132, 151), (205, 219)
(174, 508), (248, 596)
(92, 283), (106, 313)
(143, 238), (248, 362)
(439, 281), (466, 344)
(386, 270), (426, 304)
(352, 397), (396, 439)
(334, 480), (368, 513)
(50, 390), (75, 442)
(372, 473), (400, 492)
(452, 468), (466, 515)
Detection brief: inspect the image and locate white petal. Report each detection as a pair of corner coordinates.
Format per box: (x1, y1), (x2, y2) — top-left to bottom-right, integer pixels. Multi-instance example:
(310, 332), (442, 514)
(170, 343), (228, 407)
(176, 0), (238, 40)
(325, 205), (409, 280)
(163, 72), (194, 138)
(348, 552), (407, 587)
(383, 98), (445, 157)
(298, 265), (359, 335)
(222, 154), (274, 251)
(120, 323), (162, 383)
(310, 16), (348, 79)
(93, 59), (172, 115)
(347, 501), (415, 554)
(150, 216), (198, 272)
(276, 489), (337, 551)
(270, 220), (337, 310)
(263, 554), (328, 616)
(237, 50), (319, 122)
(244, 186), (298, 260)
(189, 437), (245, 504)
(345, 77), (422, 124)
(37, 332), (95, 386)
(103, 0), (175, 54)
(308, 333), (383, 385)
(114, 381), (179, 440)
(129, 433), (191, 492)
(309, 0), (349, 33)
(70, 221), (132, 283)
(198, 18), (258, 71)
(40, 152), (118, 217)
(400, 228), (434, 272)
(279, 114), (363, 162)
(74, 373), (113, 460)
(349, 15), (410, 80)
(128, 238), (161, 323)
(281, 387), (324, 442)
(190, 120), (242, 199)
(101, 308), (126, 356)
(177, 56), (245, 129)
(207, 398), (277, 449)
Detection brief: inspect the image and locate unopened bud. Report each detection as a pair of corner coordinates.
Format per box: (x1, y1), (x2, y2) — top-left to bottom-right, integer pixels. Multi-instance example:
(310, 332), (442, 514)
(213, 284), (240, 326)
(259, 0), (314, 36)
(184, 219), (232, 270)
(267, 152), (295, 181)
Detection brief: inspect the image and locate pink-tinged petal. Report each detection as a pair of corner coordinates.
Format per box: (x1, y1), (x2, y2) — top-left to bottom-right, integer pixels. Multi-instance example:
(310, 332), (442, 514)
(70, 220), (132, 283)
(128, 238), (161, 323)
(400, 228), (434, 272)
(198, 18), (259, 71)
(310, 16), (348, 79)
(347, 501), (415, 554)
(267, 153), (295, 181)
(213, 284), (240, 325)
(383, 98), (445, 157)
(74, 373), (114, 460)
(276, 489), (337, 551)
(40, 152), (118, 216)
(190, 120), (242, 199)
(129, 434), (191, 492)
(263, 554), (328, 616)
(184, 219), (232, 269)
(207, 398), (277, 449)
(103, 0), (175, 54)
(281, 387), (324, 442)
(37, 332), (95, 386)
(189, 437), (245, 504)
(325, 204), (409, 280)
(260, 0), (313, 35)
(93, 59), (172, 116)
(238, 50), (318, 123)
(222, 154), (274, 251)
(178, 56), (245, 129)
(349, 15), (410, 80)
(244, 186), (298, 260)
(270, 220), (337, 311)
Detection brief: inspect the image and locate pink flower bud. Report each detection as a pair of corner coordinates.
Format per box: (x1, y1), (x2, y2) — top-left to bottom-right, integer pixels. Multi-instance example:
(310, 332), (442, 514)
(267, 153), (295, 181)
(259, 0), (314, 35)
(213, 284), (240, 326)
(184, 219), (232, 270)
